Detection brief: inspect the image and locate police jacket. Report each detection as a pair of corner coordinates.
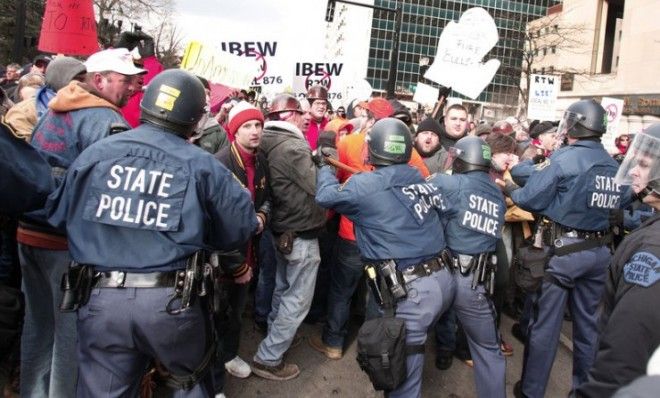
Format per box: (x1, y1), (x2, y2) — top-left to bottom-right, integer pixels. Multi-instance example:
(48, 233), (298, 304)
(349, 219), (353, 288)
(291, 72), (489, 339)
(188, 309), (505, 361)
(20, 81), (130, 238)
(259, 121), (326, 237)
(430, 172), (505, 255)
(316, 164), (446, 267)
(509, 140), (628, 231)
(576, 214), (660, 397)
(45, 124), (258, 273)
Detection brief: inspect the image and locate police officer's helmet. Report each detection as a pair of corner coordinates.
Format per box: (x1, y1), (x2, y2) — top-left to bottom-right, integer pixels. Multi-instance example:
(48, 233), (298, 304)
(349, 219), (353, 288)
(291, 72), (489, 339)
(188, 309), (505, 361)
(558, 99), (607, 139)
(450, 136), (492, 174)
(140, 69), (206, 137)
(615, 123), (660, 199)
(367, 118), (413, 166)
(307, 85), (328, 102)
(266, 94), (303, 120)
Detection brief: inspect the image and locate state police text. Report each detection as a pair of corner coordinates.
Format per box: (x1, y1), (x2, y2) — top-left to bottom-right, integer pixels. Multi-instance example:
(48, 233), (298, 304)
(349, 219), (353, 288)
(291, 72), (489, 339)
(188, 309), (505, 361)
(590, 175), (621, 209)
(95, 165), (174, 228)
(401, 183), (446, 221)
(462, 194), (500, 236)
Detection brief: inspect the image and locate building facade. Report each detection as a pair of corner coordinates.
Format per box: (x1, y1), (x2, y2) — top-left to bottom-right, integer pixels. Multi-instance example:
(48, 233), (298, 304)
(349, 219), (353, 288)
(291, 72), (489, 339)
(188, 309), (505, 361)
(366, 0), (560, 118)
(525, 0), (660, 139)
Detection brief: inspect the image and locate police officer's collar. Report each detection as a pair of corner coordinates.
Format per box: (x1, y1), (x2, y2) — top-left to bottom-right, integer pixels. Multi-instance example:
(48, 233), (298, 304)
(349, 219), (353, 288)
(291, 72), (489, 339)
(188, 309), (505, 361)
(569, 139), (603, 149)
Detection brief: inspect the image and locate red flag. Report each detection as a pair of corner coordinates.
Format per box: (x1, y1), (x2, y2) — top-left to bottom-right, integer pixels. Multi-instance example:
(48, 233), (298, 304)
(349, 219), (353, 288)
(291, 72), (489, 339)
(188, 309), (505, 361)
(38, 0), (100, 56)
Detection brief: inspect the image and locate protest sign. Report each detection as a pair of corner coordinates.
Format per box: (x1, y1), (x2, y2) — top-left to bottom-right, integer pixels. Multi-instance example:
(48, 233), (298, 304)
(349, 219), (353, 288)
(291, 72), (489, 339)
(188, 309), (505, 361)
(601, 97), (624, 153)
(344, 79), (373, 103)
(292, 60), (346, 108)
(180, 41), (256, 88)
(424, 7), (500, 99)
(38, 0), (99, 56)
(219, 40), (288, 93)
(413, 82), (439, 107)
(527, 74), (561, 121)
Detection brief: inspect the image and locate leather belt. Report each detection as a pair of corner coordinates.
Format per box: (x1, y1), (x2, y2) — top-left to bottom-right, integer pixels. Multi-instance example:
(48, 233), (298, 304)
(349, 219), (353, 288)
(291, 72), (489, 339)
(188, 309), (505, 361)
(93, 270), (183, 288)
(400, 257), (444, 285)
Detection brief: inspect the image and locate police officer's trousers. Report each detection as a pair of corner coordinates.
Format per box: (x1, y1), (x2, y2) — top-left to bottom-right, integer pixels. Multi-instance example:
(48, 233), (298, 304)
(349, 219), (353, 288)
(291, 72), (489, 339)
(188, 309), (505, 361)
(76, 287), (214, 398)
(453, 272), (506, 398)
(521, 240), (610, 398)
(389, 268), (455, 398)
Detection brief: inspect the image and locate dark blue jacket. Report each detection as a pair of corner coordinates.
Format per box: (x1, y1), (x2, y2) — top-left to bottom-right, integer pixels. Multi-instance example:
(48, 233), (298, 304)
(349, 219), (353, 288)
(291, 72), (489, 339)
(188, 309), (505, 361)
(510, 140), (629, 231)
(430, 172), (505, 255)
(316, 164), (446, 268)
(46, 124), (258, 272)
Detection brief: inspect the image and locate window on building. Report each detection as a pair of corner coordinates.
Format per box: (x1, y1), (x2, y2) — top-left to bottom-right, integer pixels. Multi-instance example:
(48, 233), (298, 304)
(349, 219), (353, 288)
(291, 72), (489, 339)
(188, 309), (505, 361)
(548, 66), (554, 74)
(551, 46), (556, 54)
(543, 48), (547, 56)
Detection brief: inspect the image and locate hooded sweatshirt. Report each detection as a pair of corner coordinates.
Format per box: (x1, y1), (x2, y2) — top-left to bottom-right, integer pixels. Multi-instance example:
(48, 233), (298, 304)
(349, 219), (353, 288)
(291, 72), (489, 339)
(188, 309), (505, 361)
(18, 81), (129, 249)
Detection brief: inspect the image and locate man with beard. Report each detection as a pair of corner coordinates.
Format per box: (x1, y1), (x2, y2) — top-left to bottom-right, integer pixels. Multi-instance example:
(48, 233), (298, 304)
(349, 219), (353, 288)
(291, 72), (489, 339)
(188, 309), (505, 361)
(440, 104), (469, 150)
(414, 117), (449, 174)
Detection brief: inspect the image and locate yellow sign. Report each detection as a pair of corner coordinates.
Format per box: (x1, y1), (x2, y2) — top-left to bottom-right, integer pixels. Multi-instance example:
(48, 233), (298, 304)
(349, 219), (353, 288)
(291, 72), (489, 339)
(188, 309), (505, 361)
(181, 41), (255, 88)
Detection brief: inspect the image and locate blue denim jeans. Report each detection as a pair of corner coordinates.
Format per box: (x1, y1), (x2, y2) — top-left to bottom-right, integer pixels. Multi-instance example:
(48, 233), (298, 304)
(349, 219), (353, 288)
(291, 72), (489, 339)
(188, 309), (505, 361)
(322, 237), (362, 348)
(254, 237), (320, 366)
(19, 244), (78, 398)
(254, 228), (277, 324)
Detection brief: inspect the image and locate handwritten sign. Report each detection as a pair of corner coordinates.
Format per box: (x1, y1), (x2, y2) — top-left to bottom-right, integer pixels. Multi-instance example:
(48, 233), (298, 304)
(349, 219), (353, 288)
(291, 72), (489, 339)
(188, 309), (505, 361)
(527, 74), (560, 121)
(180, 41), (256, 88)
(601, 97), (624, 153)
(38, 0), (99, 56)
(424, 7), (500, 100)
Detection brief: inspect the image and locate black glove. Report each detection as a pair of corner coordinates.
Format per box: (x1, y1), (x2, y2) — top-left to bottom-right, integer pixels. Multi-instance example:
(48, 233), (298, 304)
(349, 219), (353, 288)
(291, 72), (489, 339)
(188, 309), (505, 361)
(608, 209), (624, 228)
(502, 179), (520, 197)
(316, 131), (336, 151)
(532, 154), (546, 164)
(138, 37), (155, 58)
(115, 31), (141, 50)
(312, 152), (326, 168)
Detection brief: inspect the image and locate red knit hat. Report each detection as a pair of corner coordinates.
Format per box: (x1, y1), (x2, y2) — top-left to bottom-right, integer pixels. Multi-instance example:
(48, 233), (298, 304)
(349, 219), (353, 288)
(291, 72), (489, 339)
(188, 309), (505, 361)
(227, 101), (265, 136)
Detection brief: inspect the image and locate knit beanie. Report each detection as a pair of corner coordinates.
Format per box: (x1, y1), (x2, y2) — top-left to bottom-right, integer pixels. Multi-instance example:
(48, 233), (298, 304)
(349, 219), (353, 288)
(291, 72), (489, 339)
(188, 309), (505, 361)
(529, 121), (556, 139)
(227, 101), (264, 136)
(485, 132), (517, 154)
(416, 117), (442, 137)
(46, 57), (87, 92)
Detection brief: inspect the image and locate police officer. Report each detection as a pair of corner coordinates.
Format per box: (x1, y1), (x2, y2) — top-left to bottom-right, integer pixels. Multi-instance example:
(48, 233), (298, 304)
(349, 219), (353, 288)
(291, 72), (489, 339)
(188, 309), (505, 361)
(576, 123), (660, 397)
(498, 99), (630, 397)
(45, 69), (258, 397)
(316, 118), (455, 398)
(429, 136), (506, 398)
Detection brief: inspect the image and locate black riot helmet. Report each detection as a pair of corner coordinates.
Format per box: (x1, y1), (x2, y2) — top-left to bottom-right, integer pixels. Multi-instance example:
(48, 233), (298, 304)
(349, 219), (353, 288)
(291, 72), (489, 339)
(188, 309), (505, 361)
(450, 136), (491, 174)
(557, 99), (607, 139)
(140, 69), (207, 137)
(367, 118), (413, 166)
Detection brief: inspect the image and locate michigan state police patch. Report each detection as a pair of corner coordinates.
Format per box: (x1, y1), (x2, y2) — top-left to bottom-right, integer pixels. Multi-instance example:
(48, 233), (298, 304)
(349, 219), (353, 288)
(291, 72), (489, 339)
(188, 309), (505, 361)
(623, 252), (660, 287)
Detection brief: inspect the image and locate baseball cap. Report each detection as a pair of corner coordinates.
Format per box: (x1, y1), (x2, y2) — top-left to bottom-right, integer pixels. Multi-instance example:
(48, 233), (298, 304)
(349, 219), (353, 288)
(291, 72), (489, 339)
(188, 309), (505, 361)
(84, 48), (146, 76)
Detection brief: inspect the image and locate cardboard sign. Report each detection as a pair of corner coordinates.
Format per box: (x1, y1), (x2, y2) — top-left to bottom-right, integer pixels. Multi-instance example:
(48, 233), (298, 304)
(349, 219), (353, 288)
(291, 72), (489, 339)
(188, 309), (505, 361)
(291, 60), (346, 108)
(601, 97), (625, 152)
(180, 41), (256, 88)
(424, 7), (500, 99)
(527, 74), (561, 121)
(38, 0), (99, 56)
(412, 82), (439, 107)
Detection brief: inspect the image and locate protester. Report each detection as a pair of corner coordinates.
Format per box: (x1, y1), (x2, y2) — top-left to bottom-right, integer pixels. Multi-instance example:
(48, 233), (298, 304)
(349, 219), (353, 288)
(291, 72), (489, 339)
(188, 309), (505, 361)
(251, 94), (324, 381)
(29, 54), (51, 75)
(16, 47), (145, 397)
(439, 104), (469, 150)
(14, 72), (45, 102)
(521, 121), (557, 161)
(305, 85), (329, 150)
(0, 63), (21, 101)
(613, 133), (631, 163)
(190, 76), (229, 154)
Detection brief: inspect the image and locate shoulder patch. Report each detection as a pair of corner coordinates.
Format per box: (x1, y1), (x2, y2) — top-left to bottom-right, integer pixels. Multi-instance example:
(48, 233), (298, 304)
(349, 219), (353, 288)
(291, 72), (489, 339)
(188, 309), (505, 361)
(623, 251), (660, 287)
(534, 158), (551, 170)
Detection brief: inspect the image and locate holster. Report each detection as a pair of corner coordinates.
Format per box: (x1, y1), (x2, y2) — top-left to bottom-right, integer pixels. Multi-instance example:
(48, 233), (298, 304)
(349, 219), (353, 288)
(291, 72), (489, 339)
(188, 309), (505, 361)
(60, 263), (96, 312)
(514, 245), (552, 293)
(166, 251), (213, 315)
(375, 260), (407, 303)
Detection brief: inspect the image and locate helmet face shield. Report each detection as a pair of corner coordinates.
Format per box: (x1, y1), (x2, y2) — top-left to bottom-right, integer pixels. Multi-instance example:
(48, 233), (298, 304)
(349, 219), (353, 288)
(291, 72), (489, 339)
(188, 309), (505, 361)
(615, 132), (660, 195)
(557, 111), (586, 138)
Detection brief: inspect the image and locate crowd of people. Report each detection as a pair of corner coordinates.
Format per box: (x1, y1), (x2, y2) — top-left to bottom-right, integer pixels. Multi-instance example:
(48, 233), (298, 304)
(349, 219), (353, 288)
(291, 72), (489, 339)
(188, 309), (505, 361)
(0, 36), (659, 398)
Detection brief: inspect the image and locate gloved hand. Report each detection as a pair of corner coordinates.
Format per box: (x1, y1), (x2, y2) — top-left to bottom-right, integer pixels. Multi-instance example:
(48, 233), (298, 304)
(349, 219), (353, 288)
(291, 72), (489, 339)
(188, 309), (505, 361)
(115, 31), (142, 50)
(316, 131), (337, 151)
(138, 36), (155, 58)
(495, 178), (520, 196)
(532, 154), (546, 164)
(608, 209), (624, 228)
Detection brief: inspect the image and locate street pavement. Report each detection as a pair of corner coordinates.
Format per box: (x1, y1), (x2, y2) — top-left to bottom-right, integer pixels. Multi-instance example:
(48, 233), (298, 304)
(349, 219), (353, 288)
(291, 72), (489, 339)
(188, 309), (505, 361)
(224, 313), (573, 398)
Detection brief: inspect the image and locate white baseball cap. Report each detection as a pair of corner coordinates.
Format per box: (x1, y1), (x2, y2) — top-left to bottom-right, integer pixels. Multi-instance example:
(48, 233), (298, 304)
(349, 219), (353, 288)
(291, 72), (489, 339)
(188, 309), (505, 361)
(84, 48), (147, 76)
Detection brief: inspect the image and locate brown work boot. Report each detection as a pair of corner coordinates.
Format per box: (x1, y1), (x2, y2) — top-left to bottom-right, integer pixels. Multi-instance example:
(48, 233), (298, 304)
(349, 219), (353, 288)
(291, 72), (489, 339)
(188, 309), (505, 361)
(251, 361), (300, 381)
(308, 333), (342, 360)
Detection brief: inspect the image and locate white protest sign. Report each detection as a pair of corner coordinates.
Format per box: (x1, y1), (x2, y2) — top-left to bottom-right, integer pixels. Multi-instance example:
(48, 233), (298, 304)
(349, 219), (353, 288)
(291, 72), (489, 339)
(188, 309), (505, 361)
(292, 60), (346, 108)
(412, 82), (439, 107)
(601, 97), (624, 153)
(218, 40), (288, 93)
(424, 7), (500, 99)
(180, 41), (256, 88)
(527, 74), (561, 121)
(344, 79), (373, 103)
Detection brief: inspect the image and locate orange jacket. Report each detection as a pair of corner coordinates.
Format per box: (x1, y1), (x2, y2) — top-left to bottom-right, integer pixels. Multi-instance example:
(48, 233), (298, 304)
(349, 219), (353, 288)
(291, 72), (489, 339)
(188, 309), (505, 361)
(335, 131), (429, 241)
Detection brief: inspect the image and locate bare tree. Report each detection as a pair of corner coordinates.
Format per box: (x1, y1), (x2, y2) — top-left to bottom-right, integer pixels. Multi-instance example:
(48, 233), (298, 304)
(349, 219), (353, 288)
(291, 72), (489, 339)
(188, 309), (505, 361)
(94, 0), (173, 47)
(153, 12), (184, 68)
